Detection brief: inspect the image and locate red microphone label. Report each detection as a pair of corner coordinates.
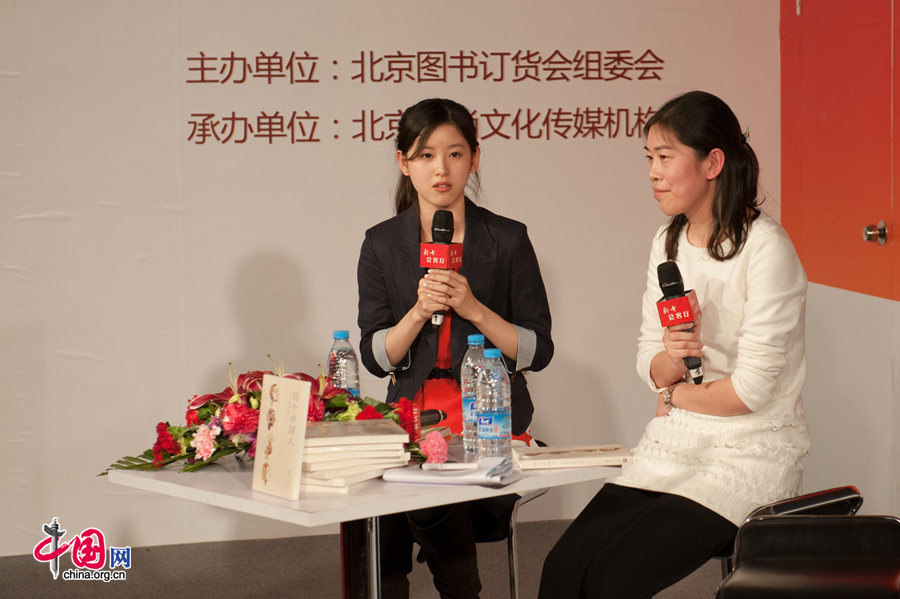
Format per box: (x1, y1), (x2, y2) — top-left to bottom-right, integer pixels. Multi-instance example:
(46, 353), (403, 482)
(656, 289), (702, 326)
(420, 243), (462, 270)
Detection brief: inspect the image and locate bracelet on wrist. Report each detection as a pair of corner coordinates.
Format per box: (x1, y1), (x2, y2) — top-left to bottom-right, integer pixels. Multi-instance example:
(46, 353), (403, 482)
(663, 381), (685, 407)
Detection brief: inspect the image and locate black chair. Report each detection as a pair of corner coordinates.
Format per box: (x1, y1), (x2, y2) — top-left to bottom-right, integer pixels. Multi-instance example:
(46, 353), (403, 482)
(717, 485), (864, 577)
(413, 488), (548, 599)
(715, 514), (900, 598)
(342, 486), (548, 599)
(504, 489), (549, 599)
(475, 437), (551, 599)
(415, 438), (551, 599)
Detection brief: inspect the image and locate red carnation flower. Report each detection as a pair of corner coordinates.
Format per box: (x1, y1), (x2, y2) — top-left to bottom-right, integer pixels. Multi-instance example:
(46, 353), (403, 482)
(152, 422), (181, 466)
(394, 398), (418, 442)
(356, 405), (384, 420)
(221, 402), (259, 435)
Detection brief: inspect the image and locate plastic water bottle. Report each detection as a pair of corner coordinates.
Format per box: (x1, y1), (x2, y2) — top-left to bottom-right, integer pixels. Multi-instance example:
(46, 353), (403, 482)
(461, 334), (485, 456)
(476, 348), (511, 459)
(327, 330), (360, 397)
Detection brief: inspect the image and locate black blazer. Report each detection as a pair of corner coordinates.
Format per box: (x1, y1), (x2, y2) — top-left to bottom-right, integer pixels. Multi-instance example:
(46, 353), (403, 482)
(357, 199), (553, 435)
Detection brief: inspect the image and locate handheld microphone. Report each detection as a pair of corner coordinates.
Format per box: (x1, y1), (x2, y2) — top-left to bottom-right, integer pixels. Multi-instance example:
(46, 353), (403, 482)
(656, 261), (704, 384)
(420, 409), (447, 427)
(419, 210), (462, 327)
(432, 209), (453, 245)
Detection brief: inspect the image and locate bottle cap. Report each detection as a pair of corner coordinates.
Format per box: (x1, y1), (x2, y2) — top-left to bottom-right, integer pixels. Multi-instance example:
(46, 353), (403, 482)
(333, 330), (350, 339)
(467, 334), (485, 345)
(484, 348), (501, 359)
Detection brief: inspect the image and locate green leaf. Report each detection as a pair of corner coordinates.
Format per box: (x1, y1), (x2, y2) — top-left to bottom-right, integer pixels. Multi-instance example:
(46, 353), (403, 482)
(98, 448), (187, 476)
(358, 396), (394, 415)
(325, 395), (351, 410)
(180, 446), (243, 472)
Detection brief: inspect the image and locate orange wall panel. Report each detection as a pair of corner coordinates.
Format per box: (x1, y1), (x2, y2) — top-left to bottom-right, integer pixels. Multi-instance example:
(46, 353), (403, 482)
(781, 0), (896, 300)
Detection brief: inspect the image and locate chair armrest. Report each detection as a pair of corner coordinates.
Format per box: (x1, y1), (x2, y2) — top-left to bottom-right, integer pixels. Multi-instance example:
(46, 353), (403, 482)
(733, 515), (900, 567)
(746, 485), (863, 520)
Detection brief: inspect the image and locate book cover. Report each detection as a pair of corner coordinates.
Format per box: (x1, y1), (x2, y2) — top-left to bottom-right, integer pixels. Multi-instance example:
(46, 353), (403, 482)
(301, 454), (410, 474)
(300, 474), (389, 494)
(302, 446), (408, 464)
(304, 463), (390, 481)
(251, 374), (312, 500)
(512, 444), (633, 469)
(304, 443), (410, 455)
(304, 419), (410, 447)
(303, 468), (387, 487)
(300, 481), (353, 495)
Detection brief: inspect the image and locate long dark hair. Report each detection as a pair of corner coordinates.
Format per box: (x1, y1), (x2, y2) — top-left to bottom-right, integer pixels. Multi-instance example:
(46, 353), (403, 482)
(393, 98), (481, 215)
(644, 90), (761, 261)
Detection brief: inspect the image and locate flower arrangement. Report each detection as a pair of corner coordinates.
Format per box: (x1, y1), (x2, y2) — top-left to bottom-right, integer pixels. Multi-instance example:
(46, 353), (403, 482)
(101, 364), (428, 474)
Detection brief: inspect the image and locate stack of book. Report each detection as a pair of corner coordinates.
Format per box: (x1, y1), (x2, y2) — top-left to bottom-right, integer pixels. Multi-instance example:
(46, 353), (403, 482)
(300, 419), (411, 494)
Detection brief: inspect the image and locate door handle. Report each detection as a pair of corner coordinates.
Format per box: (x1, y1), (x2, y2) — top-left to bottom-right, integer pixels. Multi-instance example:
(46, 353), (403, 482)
(862, 220), (888, 245)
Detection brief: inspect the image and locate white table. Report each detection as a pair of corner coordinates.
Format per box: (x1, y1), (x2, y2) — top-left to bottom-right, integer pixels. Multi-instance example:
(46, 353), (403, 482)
(108, 461), (617, 598)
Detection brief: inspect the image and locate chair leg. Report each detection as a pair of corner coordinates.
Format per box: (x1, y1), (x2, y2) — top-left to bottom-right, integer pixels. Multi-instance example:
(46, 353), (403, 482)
(507, 489), (549, 599)
(719, 555), (733, 579)
(507, 510), (518, 599)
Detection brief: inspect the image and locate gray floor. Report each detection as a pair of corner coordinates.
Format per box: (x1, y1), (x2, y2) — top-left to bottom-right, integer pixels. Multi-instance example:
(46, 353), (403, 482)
(2, 520), (723, 598)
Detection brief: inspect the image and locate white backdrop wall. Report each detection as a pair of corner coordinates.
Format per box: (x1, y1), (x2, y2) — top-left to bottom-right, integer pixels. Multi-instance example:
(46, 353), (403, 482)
(4, 0), (891, 559)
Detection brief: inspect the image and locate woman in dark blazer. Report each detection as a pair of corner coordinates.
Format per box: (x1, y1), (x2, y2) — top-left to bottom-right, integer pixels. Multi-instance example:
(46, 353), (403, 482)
(358, 197), (553, 436)
(355, 98), (553, 599)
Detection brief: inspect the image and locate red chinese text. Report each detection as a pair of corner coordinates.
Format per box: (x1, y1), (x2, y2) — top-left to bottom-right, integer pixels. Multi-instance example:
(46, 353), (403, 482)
(186, 51), (320, 84)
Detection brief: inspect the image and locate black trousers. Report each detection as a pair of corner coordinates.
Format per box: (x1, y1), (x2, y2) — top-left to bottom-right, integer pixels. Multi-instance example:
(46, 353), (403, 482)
(538, 484), (737, 599)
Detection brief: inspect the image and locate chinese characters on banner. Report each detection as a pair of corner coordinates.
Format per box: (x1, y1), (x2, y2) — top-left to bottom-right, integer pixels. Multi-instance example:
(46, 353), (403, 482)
(185, 49), (665, 146)
(187, 49), (665, 85)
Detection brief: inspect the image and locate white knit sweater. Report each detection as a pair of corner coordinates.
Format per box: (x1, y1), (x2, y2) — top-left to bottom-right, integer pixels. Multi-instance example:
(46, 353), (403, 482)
(611, 212), (810, 525)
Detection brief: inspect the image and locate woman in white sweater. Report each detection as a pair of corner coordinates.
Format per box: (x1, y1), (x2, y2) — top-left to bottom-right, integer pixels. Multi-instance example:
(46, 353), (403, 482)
(538, 90), (809, 598)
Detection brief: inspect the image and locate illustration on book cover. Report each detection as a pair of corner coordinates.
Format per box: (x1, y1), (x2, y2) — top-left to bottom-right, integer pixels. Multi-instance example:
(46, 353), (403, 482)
(251, 374), (312, 500)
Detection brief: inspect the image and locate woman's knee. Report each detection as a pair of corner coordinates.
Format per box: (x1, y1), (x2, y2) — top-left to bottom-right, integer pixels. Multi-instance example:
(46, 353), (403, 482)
(541, 536), (577, 584)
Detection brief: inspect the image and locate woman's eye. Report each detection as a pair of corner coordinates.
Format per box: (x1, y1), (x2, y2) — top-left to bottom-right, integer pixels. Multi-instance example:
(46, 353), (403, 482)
(420, 152), (432, 159)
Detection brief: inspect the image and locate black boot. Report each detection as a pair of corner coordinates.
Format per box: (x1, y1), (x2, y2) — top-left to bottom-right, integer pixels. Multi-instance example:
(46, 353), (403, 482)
(407, 503), (481, 599)
(379, 513), (414, 599)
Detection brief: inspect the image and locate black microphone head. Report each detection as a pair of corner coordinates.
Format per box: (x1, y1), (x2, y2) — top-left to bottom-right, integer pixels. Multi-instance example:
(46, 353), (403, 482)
(431, 210), (454, 244)
(657, 261), (685, 299)
(420, 409), (447, 427)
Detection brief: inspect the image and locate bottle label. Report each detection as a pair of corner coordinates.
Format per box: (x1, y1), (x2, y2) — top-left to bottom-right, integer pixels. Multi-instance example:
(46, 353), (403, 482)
(462, 396), (477, 424)
(477, 410), (511, 440)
